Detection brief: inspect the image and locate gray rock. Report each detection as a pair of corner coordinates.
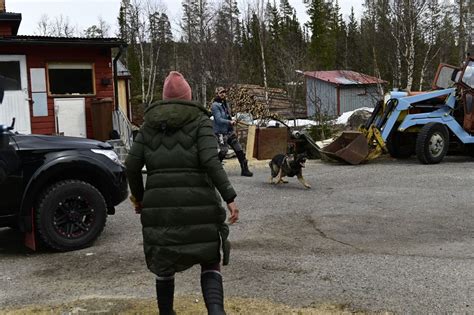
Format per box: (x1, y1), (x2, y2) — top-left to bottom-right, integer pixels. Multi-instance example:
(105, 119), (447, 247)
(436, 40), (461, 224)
(345, 109), (372, 130)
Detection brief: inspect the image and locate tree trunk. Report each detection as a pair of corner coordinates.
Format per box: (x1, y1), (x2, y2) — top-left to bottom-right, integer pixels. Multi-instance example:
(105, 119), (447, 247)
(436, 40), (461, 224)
(405, 30), (416, 91)
(257, 0), (269, 113)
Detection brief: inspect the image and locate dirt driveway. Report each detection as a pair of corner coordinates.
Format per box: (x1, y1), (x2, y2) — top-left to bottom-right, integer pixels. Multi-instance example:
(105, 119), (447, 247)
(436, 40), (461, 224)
(1, 157), (473, 314)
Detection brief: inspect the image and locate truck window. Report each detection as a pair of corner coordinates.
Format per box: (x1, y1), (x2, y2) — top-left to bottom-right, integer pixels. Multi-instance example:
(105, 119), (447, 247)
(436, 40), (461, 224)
(461, 61), (474, 89)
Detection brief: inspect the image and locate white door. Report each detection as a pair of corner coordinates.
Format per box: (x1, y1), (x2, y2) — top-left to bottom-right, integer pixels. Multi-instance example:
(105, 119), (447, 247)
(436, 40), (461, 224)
(54, 98), (86, 138)
(0, 55), (31, 134)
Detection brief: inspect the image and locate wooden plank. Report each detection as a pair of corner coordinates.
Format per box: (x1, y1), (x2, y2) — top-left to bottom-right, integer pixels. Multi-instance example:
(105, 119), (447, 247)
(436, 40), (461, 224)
(255, 127), (288, 160)
(246, 125), (257, 160)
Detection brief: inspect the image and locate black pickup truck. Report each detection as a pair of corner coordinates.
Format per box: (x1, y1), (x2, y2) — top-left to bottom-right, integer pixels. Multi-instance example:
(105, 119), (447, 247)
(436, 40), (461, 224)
(0, 127), (128, 251)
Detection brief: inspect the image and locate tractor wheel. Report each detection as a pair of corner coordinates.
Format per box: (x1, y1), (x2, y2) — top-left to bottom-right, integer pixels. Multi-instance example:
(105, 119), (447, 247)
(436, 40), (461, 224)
(35, 180), (107, 251)
(386, 126), (414, 159)
(415, 123), (449, 164)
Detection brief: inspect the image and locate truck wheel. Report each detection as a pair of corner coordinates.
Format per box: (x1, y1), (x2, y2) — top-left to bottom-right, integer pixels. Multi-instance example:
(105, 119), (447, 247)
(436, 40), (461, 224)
(35, 180), (107, 251)
(386, 126), (414, 159)
(416, 123), (449, 164)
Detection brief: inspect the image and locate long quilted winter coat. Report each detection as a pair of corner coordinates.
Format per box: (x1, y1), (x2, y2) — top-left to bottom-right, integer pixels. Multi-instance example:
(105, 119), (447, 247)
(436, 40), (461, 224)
(125, 100), (236, 275)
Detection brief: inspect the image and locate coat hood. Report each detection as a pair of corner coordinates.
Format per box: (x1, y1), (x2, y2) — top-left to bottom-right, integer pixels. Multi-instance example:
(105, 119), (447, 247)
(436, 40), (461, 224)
(144, 99), (210, 129)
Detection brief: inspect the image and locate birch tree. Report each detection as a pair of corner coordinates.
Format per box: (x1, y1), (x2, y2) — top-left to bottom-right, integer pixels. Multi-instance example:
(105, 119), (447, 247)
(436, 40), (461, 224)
(123, 0), (165, 105)
(83, 17), (111, 38)
(254, 0), (270, 106)
(35, 14), (77, 37)
(390, 0), (428, 91)
(36, 14), (51, 36)
(51, 15), (78, 37)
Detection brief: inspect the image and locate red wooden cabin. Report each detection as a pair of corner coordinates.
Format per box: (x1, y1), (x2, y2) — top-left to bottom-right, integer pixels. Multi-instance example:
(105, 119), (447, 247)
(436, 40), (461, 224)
(0, 4), (126, 140)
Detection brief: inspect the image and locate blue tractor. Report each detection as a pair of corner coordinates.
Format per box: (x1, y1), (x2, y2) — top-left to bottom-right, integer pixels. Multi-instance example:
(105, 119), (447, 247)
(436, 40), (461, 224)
(322, 56), (474, 165)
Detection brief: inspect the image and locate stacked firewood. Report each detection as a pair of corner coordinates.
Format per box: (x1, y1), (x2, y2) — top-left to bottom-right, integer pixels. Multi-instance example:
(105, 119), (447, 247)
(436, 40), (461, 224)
(226, 85), (282, 122)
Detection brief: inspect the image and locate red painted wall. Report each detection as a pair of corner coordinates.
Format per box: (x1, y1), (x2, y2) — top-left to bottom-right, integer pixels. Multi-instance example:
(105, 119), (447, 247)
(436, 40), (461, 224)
(0, 44), (115, 138)
(0, 24), (12, 35)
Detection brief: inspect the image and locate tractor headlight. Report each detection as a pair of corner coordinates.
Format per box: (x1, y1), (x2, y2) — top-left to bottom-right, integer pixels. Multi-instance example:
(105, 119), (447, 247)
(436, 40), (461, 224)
(91, 149), (124, 166)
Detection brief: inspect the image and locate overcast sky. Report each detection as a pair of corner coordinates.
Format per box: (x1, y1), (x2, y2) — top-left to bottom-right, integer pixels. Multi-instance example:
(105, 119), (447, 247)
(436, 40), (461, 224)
(9, 0), (363, 37)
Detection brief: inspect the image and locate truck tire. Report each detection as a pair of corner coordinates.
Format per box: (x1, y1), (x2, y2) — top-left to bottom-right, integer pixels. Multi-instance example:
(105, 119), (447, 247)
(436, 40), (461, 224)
(35, 180), (107, 251)
(415, 123), (449, 164)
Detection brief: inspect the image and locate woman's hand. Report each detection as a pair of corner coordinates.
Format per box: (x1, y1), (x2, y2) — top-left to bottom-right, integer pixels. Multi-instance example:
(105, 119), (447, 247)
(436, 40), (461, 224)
(134, 202), (143, 214)
(130, 195), (143, 214)
(227, 201), (239, 224)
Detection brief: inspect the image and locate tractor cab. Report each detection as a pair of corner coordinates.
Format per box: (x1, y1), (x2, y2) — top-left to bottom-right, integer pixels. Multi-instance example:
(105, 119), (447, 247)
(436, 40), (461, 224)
(432, 63), (460, 90)
(458, 59), (474, 133)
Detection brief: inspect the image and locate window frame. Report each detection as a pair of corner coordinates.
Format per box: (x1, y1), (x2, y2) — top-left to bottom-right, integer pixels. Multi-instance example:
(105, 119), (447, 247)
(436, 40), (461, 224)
(461, 60), (474, 89)
(46, 62), (96, 97)
(0, 60), (22, 91)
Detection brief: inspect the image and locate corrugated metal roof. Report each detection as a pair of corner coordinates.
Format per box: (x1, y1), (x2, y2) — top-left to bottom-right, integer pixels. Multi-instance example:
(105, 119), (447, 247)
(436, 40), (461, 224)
(0, 35), (126, 47)
(304, 70), (387, 85)
(0, 12), (22, 19)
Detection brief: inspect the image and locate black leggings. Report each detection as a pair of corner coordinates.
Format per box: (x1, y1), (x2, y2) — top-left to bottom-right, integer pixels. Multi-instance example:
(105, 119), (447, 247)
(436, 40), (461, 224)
(156, 263), (221, 279)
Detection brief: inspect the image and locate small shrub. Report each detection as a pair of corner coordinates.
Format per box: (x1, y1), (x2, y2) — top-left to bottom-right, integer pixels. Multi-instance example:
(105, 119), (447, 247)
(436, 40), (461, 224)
(308, 124), (335, 141)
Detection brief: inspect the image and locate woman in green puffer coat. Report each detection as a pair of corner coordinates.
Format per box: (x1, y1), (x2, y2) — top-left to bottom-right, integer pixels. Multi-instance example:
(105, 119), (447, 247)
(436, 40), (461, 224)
(125, 71), (239, 315)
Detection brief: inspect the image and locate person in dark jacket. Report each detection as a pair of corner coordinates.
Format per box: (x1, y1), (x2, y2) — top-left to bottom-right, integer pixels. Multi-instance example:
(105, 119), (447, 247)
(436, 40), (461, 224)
(211, 87), (253, 177)
(125, 71), (239, 315)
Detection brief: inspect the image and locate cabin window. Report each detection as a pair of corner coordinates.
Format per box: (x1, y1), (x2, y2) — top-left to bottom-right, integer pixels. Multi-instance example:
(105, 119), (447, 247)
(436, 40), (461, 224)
(0, 61), (21, 91)
(47, 63), (95, 95)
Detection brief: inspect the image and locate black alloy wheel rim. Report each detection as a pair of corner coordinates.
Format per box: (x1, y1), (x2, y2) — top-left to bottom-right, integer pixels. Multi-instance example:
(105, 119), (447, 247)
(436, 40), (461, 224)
(52, 195), (95, 239)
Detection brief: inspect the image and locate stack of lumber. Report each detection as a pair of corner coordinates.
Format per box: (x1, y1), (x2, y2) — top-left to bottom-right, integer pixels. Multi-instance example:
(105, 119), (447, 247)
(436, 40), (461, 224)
(227, 84), (306, 120)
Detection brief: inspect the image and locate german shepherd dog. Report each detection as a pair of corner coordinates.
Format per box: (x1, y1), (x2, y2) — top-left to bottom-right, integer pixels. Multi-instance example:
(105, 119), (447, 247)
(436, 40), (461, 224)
(269, 153), (311, 189)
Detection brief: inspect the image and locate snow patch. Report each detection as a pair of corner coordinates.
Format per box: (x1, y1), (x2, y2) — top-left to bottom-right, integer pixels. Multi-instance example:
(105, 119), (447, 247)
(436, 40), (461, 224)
(334, 107), (374, 125)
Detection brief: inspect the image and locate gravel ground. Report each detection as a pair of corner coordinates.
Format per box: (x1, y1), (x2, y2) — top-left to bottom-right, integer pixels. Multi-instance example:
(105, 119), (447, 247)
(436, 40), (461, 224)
(0, 156), (473, 314)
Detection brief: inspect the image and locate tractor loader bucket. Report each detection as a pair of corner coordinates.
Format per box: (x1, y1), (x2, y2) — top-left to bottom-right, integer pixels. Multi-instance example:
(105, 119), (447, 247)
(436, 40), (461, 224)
(320, 131), (369, 165)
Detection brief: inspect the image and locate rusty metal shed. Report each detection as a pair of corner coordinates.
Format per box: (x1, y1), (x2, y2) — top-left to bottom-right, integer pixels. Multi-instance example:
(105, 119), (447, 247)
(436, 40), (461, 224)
(304, 70), (387, 117)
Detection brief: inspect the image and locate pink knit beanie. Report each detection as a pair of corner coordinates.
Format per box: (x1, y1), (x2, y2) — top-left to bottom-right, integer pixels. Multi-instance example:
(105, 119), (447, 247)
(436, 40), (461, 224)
(162, 71), (192, 101)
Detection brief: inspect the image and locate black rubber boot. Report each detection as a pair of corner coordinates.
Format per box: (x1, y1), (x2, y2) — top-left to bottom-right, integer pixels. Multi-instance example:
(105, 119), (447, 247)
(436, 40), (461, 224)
(156, 277), (176, 315)
(235, 150), (253, 177)
(201, 272), (226, 315)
